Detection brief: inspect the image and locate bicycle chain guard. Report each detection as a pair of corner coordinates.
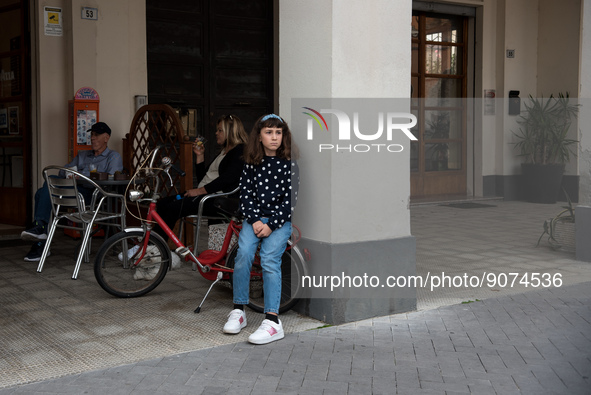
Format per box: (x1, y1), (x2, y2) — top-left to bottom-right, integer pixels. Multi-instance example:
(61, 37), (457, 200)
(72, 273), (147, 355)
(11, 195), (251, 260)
(196, 249), (224, 281)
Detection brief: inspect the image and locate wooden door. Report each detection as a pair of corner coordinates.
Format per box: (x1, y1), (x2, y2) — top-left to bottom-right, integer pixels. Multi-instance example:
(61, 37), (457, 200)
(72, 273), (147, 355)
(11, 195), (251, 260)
(0, 0), (30, 225)
(146, 0), (273, 163)
(411, 12), (468, 197)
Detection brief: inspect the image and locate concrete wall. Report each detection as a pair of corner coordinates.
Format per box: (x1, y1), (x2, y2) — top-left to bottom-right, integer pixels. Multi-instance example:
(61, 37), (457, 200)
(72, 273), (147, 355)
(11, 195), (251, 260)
(537, 0), (581, 97)
(34, 0), (71, 188)
(480, 0), (499, 182)
(580, 0), (591, 205)
(33, 0), (146, 188)
(481, 0), (582, 199)
(501, 0), (539, 177)
(538, 0), (581, 177)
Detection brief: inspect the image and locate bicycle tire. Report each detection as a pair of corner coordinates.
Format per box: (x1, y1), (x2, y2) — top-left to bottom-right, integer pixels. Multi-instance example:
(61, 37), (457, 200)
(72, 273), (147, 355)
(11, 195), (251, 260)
(225, 243), (307, 314)
(94, 230), (171, 298)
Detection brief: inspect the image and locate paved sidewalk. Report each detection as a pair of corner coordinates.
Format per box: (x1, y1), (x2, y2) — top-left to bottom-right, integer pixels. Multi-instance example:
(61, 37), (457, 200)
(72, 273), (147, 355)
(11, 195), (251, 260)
(2, 281), (589, 394)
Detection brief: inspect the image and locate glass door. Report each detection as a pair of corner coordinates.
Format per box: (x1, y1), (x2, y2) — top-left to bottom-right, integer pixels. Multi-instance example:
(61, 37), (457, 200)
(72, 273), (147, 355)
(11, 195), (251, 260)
(0, 0), (29, 225)
(411, 12), (467, 197)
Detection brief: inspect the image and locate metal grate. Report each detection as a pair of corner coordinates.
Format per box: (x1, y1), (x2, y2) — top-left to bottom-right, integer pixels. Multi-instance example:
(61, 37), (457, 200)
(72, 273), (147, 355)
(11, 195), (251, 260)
(443, 202), (497, 209)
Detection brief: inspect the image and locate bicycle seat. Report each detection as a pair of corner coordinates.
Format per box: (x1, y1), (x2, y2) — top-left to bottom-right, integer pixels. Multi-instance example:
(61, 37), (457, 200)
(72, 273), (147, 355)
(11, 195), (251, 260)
(214, 197), (242, 218)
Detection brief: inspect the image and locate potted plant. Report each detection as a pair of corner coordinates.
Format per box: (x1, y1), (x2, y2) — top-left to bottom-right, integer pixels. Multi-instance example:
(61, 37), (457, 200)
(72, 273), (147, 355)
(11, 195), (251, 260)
(513, 93), (579, 203)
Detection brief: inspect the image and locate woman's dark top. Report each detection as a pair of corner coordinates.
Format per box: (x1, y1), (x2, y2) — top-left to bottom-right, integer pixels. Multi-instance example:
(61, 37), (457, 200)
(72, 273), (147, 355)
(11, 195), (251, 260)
(196, 144), (245, 193)
(154, 143), (245, 240)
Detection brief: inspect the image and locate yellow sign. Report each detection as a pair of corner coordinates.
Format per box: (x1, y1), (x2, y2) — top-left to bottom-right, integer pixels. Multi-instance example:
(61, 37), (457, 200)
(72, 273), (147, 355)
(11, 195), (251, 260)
(47, 12), (59, 24)
(44, 7), (63, 36)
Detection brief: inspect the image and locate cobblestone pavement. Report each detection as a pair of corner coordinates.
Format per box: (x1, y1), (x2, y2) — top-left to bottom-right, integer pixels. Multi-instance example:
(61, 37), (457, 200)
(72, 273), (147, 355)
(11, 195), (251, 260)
(2, 282), (589, 394)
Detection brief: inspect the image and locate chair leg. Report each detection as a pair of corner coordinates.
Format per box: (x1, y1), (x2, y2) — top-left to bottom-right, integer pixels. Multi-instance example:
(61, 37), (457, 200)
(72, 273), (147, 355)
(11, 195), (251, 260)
(84, 227), (92, 263)
(37, 220), (58, 273)
(72, 223), (93, 279)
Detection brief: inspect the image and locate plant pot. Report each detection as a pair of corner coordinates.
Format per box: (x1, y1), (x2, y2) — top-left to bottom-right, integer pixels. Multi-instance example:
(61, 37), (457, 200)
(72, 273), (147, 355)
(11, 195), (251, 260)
(550, 218), (575, 252)
(521, 163), (564, 204)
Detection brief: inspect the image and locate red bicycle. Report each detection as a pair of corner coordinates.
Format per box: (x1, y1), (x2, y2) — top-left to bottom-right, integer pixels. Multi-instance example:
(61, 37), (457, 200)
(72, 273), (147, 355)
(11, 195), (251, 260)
(93, 148), (308, 313)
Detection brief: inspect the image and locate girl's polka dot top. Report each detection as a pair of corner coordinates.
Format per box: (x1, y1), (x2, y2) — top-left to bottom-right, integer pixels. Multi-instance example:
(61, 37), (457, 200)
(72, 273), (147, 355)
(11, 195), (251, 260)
(239, 156), (299, 230)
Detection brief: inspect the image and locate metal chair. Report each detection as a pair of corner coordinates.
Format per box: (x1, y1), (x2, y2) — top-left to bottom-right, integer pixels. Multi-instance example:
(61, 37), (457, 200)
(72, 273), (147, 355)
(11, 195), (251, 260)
(36, 165), (127, 279)
(179, 186), (240, 270)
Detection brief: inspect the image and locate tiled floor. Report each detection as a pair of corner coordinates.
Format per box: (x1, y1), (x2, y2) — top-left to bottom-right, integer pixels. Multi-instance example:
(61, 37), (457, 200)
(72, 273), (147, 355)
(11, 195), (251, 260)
(0, 232), (323, 389)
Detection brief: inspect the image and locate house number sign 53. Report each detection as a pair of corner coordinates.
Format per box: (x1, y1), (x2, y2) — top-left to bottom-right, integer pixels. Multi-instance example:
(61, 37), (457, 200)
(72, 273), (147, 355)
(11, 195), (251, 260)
(81, 7), (98, 20)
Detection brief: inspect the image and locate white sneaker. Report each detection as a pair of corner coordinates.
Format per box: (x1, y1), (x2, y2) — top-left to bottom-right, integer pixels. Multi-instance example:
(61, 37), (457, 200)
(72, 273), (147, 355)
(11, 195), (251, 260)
(223, 309), (247, 334)
(118, 244), (157, 261)
(118, 244), (139, 261)
(170, 252), (182, 270)
(248, 319), (284, 345)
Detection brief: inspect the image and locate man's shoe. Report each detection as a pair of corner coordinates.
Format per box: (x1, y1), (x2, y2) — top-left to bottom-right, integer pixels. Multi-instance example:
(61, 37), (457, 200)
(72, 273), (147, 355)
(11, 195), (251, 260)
(223, 309), (247, 334)
(248, 319), (284, 345)
(21, 222), (48, 242)
(24, 242), (50, 262)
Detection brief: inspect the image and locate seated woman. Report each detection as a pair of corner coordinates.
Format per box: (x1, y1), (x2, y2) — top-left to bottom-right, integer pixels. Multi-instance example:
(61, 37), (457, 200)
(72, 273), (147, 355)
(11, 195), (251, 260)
(155, 114), (248, 240)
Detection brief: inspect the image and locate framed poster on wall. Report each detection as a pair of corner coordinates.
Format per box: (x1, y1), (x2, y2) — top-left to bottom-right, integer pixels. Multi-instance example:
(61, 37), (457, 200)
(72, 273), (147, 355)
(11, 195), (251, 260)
(76, 109), (96, 144)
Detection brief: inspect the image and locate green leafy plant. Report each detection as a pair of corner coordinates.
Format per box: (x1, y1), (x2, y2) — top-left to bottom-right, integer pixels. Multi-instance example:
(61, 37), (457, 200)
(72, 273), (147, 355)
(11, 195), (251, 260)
(513, 93), (579, 165)
(537, 188), (576, 249)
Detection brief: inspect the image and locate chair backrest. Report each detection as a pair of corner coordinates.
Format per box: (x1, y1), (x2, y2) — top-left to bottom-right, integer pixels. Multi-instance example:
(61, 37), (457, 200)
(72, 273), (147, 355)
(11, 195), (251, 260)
(43, 167), (86, 217)
(43, 166), (106, 219)
(46, 176), (82, 208)
(122, 104), (194, 196)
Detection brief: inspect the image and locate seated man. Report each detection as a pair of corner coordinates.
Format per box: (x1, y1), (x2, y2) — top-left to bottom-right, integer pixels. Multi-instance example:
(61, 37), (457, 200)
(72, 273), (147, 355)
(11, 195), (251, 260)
(21, 121), (123, 262)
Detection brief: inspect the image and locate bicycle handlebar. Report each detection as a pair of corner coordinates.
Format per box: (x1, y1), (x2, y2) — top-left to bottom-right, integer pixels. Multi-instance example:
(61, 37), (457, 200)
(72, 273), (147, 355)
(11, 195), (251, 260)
(129, 147), (180, 203)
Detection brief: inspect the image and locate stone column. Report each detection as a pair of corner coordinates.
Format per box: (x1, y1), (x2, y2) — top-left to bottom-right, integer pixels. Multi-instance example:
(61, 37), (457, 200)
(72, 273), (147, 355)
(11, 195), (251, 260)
(278, 0), (416, 324)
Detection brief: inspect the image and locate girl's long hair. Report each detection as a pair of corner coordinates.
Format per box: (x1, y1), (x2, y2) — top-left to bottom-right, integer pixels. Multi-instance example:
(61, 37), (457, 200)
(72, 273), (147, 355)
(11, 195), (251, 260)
(243, 114), (299, 165)
(218, 114), (248, 149)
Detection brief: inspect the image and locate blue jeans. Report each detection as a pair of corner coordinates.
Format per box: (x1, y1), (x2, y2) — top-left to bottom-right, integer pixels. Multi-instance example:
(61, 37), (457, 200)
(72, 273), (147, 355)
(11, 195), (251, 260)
(232, 218), (292, 314)
(34, 180), (94, 225)
(34, 182), (52, 224)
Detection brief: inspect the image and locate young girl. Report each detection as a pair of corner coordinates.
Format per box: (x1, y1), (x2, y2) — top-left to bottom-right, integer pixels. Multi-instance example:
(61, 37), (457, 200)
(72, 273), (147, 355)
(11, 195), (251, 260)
(223, 114), (299, 344)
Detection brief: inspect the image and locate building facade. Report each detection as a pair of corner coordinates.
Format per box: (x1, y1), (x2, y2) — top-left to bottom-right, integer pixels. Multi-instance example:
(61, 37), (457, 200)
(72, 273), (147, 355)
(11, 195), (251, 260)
(0, 0), (589, 323)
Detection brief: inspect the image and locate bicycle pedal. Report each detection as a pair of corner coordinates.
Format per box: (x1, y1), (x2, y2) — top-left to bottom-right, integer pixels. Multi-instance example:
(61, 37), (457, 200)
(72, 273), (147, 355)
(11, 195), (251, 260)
(175, 246), (191, 257)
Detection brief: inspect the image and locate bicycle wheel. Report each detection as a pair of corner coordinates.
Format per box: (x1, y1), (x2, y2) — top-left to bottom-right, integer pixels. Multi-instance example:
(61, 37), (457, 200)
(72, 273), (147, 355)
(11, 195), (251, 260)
(225, 244), (308, 314)
(94, 230), (171, 298)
